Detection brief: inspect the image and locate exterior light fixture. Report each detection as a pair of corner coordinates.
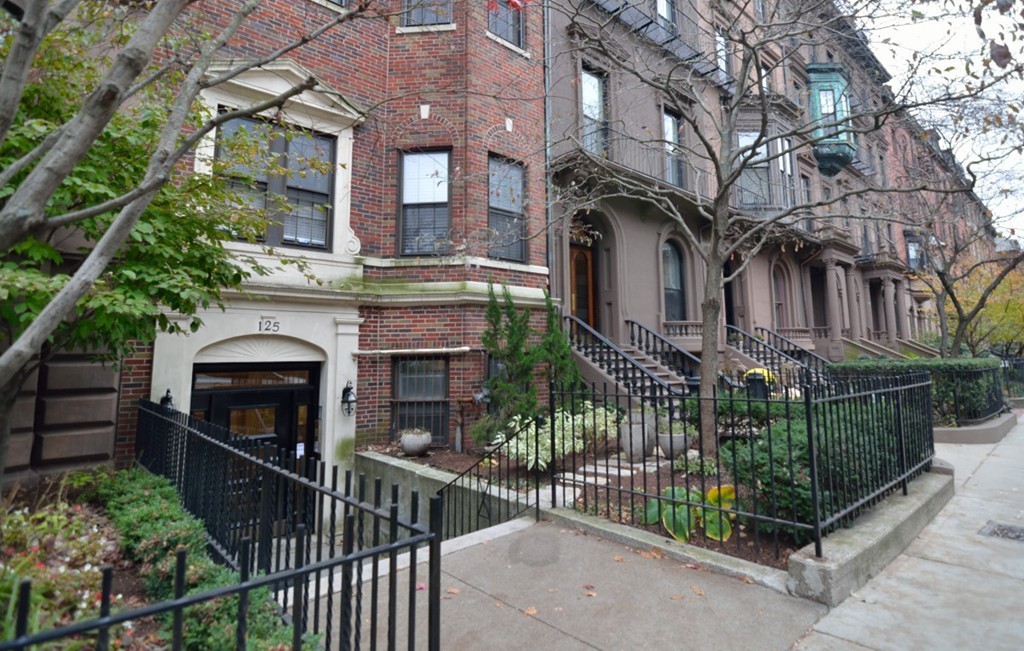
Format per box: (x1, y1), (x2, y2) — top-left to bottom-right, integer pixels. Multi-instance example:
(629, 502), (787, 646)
(340, 381), (357, 416)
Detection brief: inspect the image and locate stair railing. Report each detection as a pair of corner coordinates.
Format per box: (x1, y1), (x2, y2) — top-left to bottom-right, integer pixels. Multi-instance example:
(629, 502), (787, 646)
(564, 315), (681, 397)
(754, 326), (831, 382)
(725, 324), (822, 387)
(626, 319), (701, 382)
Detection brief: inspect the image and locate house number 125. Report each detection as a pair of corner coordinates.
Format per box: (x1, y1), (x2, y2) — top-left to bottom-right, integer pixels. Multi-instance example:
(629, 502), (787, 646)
(258, 320), (281, 333)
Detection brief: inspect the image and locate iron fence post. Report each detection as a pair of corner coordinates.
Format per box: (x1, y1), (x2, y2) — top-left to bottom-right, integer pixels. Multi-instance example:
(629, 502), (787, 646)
(805, 384), (823, 558)
(258, 467), (274, 577)
(549, 379), (557, 513)
(428, 495), (443, 651)
(895, 386), (909, 495)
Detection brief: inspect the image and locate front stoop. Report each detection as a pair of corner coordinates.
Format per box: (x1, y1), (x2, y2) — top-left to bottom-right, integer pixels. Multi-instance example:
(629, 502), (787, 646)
(934, 411), (1017, 444)
(787, 471), (954, 607)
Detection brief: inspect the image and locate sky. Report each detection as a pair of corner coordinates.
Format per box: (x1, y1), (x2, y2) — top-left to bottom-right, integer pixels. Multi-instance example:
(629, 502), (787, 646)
(863, 0), (1024, 237)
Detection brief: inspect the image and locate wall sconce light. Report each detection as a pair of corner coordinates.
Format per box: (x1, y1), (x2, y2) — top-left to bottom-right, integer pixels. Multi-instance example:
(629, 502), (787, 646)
(341, 381), (357, 417)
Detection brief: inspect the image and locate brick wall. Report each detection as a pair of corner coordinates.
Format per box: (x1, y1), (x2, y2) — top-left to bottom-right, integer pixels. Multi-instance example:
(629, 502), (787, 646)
(114, 341), (153, 468)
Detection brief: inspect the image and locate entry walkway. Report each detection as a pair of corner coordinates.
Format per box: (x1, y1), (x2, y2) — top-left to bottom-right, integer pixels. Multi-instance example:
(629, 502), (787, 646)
(794, 411), (1024, 650)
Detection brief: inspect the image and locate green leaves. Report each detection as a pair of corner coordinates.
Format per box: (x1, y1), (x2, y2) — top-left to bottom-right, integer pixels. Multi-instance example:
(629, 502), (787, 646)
(641, 485), (736, 543)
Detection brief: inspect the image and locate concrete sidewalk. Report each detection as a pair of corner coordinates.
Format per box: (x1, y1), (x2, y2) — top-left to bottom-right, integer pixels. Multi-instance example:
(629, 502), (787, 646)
(372, 413), (1024, 650)
(794, 412), (1024, 651)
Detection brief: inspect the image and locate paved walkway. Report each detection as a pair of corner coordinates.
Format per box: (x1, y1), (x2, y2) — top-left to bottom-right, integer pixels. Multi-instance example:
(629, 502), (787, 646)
(794, 412), (1024, 651)
(376, 413), (1024, 649)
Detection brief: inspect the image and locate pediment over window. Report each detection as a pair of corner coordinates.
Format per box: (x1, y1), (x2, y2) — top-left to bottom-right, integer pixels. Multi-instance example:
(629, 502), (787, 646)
(206, 59), (364, 127)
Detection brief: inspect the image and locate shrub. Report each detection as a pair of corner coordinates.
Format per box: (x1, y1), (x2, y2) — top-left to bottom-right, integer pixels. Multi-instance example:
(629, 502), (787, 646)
(79, 468), (305, 650)
(831, 358), (1003, 425)
(721, 401), (901, 542)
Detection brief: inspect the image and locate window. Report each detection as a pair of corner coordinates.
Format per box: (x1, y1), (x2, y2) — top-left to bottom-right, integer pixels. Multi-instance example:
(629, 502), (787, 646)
(754, 0), (766, 20)
(488, 156), (526, 261)
(778, 137), (795, 207)
(800, 174), (814, 231)
(861, 223), (872, 254)
(737, 131), (770, 206)
(402, 0), (452, 26)
(400, 151), (450, 255)
(715, 30), (730, 81)
(663, 111), (685, 188)
(760, 64), (772, 94)
(772, 266), (787, 327)
(216, 115), (335, 249)
(393, 358), (449, 443)
(662, 241), (686, 321)
(819, 88), (837, 135)
(906, 236), (925, 271)
(656, 0), (675, 31)
(488, 0), (524, 48)
(581, 67), (608, 154)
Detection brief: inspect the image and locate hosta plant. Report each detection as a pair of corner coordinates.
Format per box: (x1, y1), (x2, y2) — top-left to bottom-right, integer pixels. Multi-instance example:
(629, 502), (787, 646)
(638, 485), (737, 542)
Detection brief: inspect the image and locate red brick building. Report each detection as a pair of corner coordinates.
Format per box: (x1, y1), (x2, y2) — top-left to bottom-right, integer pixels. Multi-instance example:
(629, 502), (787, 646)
(7, 0), (548, 479)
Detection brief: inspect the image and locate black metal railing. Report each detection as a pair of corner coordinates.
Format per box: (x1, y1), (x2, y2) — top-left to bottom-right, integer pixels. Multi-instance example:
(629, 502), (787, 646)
(115, 400), (443, 650)
(726, 325), (821, 387)
(754, 326), (831, 382)
(546, 372), (934, 558)
(564, 315), (681, 398)
(436, 417), (543, 540)
(931, 365), (1006, 425)
(1002, 356), (1024, 399)
(627, 319), (701, 382)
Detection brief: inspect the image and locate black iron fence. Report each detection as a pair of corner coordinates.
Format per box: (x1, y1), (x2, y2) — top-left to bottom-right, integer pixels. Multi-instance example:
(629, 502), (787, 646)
(1002, 356), (1024, 399)
(932, 365), (1005, 424)
(544, 374), (933, 558)
(0, 401), (443, 651)
(436, 418), (543, 540)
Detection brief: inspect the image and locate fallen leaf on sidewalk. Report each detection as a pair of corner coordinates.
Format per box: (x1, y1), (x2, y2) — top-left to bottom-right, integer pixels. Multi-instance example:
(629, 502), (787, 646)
(740, 576), (754, 584)
(691, 585), (704, 596)
(583, 584), (595, 590)
(670, 594), (683, 601)
(613, 555), (625, 563)
(524, 607), (538, 616)
(585, 591), (597, 597)
(651, 547), (664, 559)
(684, 563), (701, 571)
(446, 588), (460, 595)
(416, 583), (426, 591)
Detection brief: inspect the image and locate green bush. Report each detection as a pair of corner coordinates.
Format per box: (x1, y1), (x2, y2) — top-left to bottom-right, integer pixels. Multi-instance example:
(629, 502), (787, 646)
(831, 358), (1002, 425)
(721, 402), (900, 542)
(79, 468), (304, 650)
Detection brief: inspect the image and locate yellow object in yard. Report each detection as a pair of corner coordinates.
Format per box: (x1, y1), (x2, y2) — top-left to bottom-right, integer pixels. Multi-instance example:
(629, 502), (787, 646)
(744, 367), (776, 384)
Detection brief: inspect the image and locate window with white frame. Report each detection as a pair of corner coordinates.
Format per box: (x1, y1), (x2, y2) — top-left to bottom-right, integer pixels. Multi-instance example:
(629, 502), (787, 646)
(656, 0), (675, 31)
(737, 131), (770, 205)
(800, 174), (814, 231)
(663, 110), (686, 188)
(488, 156), (526, 261)
(662, 240), (686, 321)
(488, 0), (524, 48)
(216, 115), (335, 249)
(402, 0), (452, 26)
(581, 66), (608, 154)
(400, 151), (450, 255)
(778, 137), (795, 207)
(715, 30), (730, 81)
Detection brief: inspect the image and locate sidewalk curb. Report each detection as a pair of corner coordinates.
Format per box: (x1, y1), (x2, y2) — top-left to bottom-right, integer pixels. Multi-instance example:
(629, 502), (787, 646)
(787, 471), (954, 606)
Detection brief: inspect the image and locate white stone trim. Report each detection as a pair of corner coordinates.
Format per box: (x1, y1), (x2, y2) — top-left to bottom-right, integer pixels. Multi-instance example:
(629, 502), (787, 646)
(361, 254), (548, 276)
(395, 23), (457, 34)
(485, 31), (530, 58)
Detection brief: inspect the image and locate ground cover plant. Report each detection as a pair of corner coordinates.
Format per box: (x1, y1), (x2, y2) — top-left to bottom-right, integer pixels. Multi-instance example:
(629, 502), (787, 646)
(1, 468), (313, 650)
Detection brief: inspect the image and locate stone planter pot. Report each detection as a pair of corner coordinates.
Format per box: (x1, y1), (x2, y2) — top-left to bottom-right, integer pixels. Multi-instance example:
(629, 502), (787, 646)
(399, 430), (432, 457)
(619, 420), (653, 462)
(656, 433), (688, 461)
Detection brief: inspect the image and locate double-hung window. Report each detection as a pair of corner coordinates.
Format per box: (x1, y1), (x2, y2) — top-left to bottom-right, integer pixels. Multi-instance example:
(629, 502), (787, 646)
(581, 66), (608, 155)
(656, 0), (675, 32)
(401, 151), (450, 255)
(663, 111), (686, 188)
(488, 156), (526, 262)
(488, 0), (524, 48)
(216, 115), (335, 249)
(402, 0), (453, 26)
(737, 131), (770, 206)
(778, 137), (795, 207)
(715, 30), (730, 82)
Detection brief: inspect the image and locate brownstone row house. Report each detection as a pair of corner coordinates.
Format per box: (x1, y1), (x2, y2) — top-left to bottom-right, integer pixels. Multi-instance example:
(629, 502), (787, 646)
(5, 0), (999, 480)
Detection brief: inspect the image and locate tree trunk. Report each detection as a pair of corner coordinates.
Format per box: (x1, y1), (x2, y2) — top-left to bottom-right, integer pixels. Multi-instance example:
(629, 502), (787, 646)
(697, 235), (725, 457)
(934, 293), (951, 358)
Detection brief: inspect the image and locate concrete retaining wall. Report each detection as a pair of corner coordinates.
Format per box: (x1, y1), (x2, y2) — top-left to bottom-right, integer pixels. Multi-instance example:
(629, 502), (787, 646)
(934, 411), (1017, 444)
